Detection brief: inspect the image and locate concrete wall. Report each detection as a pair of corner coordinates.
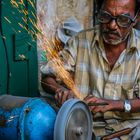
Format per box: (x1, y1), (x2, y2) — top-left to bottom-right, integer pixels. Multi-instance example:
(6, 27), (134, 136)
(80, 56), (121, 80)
(37, 0), (94, 94)
(37, 0), (94, 38)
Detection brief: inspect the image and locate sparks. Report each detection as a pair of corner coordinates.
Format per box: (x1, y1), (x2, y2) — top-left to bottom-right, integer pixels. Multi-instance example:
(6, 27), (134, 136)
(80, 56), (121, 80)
(10, 0), (84, 100)
(4, 17), (11, 24)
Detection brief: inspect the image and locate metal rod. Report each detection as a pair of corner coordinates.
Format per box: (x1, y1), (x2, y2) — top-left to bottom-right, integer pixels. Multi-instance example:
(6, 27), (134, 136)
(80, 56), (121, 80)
(87, 102), (108, 106)
(101, 127), (134, 140)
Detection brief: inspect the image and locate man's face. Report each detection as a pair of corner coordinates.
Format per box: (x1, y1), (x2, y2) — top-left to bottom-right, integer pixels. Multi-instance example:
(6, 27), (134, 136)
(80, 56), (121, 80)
(100, 0), (136, 45)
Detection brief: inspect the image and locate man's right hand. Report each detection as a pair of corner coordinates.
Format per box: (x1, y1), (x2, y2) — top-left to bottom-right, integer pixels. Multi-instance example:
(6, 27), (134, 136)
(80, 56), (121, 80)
(55, 87), (75, 106)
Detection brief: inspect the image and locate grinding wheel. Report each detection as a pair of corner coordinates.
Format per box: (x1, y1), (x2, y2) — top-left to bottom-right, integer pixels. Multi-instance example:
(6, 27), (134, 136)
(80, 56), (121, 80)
(54, 98), (92, 140)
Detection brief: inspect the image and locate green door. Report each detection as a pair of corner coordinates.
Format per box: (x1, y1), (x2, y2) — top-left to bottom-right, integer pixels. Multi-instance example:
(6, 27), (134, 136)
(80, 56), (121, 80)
(0, 0), (38, 97)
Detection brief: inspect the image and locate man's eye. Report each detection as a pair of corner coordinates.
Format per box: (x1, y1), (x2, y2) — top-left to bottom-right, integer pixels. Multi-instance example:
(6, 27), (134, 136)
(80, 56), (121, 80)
(118, 16), (130, 23)
(101, 13), (110, 19)
(99, 13), (111, 22)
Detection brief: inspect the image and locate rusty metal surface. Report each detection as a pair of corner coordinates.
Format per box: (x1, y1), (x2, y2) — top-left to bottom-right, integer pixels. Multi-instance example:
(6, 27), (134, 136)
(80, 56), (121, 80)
(0, 95), (29, 111)
(0, 96), (56, 140)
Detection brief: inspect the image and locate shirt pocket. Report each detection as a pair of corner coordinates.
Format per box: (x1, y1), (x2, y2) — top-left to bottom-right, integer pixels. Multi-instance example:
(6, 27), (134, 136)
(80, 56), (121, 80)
(121, 84), (134, 99)
(133, 83), (140, 98)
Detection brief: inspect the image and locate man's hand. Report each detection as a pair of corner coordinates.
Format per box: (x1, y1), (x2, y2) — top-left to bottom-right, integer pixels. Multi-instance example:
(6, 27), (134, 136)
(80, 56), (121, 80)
(55, 87), (74, 106)
(84, 95), (123, 114)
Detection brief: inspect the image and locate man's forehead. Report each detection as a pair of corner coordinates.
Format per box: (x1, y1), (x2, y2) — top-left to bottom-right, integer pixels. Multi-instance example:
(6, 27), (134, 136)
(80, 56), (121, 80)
(102, 0), (135, 14)
(102, 0), (135, 10)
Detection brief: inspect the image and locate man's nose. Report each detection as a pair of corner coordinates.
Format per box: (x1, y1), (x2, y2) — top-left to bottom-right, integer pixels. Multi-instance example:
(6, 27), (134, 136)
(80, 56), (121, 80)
(108, 19), (118, 30)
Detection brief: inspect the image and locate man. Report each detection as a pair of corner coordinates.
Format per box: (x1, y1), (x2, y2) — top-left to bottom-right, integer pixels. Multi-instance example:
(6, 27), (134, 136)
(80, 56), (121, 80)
(41, 0), (140, 139)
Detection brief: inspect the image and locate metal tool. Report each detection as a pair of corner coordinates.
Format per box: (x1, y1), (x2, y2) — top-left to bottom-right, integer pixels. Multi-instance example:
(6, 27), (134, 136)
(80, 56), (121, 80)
(54, 98), (93, 140)
(101, 127), (134, 140)
(88, 102), (108, 106)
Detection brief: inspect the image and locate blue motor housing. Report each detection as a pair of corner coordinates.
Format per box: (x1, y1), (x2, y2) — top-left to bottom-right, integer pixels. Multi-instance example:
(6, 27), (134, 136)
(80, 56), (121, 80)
(0, 95), (56, 140)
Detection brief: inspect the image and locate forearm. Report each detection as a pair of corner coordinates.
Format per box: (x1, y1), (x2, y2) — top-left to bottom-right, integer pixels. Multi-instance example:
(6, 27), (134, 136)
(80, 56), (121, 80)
(41, 74), (75, 106)
(110, 99), (140, 113)
(129, 99), (140, 112)
(85, 96), (140, 113)
(41, 76), (63, 94)
(41, 72), (74, 94)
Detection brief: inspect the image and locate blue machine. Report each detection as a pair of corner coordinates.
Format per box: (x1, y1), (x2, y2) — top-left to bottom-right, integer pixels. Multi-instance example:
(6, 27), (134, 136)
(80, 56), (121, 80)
(0, 95), (56, 140)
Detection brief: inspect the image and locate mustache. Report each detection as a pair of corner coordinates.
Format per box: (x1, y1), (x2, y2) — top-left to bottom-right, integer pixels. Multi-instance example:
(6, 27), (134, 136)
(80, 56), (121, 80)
(102, 29), (121, 37)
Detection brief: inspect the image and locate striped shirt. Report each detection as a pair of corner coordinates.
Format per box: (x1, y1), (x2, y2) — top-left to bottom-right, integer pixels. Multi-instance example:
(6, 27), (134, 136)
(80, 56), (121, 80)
(41, 25), (140, 137)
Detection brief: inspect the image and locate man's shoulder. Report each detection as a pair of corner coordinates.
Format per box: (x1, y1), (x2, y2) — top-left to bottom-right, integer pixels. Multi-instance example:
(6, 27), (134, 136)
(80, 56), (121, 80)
(133, 28), (140, 48)
(74, 25), (100, 43)
(133, 28), (140, 37)
(131, 28), (140, 58)
(78, 25), (99, 36)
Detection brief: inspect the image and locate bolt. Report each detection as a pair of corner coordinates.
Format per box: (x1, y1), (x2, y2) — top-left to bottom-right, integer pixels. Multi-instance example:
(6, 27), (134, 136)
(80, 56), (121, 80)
(75, 127), (83, 136)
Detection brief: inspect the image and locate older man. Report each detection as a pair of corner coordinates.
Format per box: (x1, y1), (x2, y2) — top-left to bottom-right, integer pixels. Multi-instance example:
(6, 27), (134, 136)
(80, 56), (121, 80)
(41, 0), (140, 139)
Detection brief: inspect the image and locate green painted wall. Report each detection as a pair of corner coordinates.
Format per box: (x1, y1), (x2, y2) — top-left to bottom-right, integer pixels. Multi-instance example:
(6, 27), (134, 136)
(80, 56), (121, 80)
(0, 0), (38, 97)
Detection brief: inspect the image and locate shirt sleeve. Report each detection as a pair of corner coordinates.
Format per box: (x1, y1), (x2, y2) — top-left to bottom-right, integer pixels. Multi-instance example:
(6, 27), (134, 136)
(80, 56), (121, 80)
(40, 36), (78, 77)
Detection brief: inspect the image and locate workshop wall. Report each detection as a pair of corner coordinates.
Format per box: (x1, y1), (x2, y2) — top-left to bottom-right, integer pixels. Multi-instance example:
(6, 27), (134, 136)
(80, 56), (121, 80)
(37, 0), (94, 38)
(37, 0), (94, 95)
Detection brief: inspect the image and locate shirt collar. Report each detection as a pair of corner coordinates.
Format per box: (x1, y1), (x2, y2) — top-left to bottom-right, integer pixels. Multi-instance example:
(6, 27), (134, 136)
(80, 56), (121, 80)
(128, 28), (138, 51)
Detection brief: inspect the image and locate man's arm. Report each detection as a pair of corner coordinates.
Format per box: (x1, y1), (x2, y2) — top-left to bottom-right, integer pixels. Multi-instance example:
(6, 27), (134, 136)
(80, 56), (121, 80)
(41, 72), (75, 106)
(41, 75), (63, 94)
(84, 95), (140, 114)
